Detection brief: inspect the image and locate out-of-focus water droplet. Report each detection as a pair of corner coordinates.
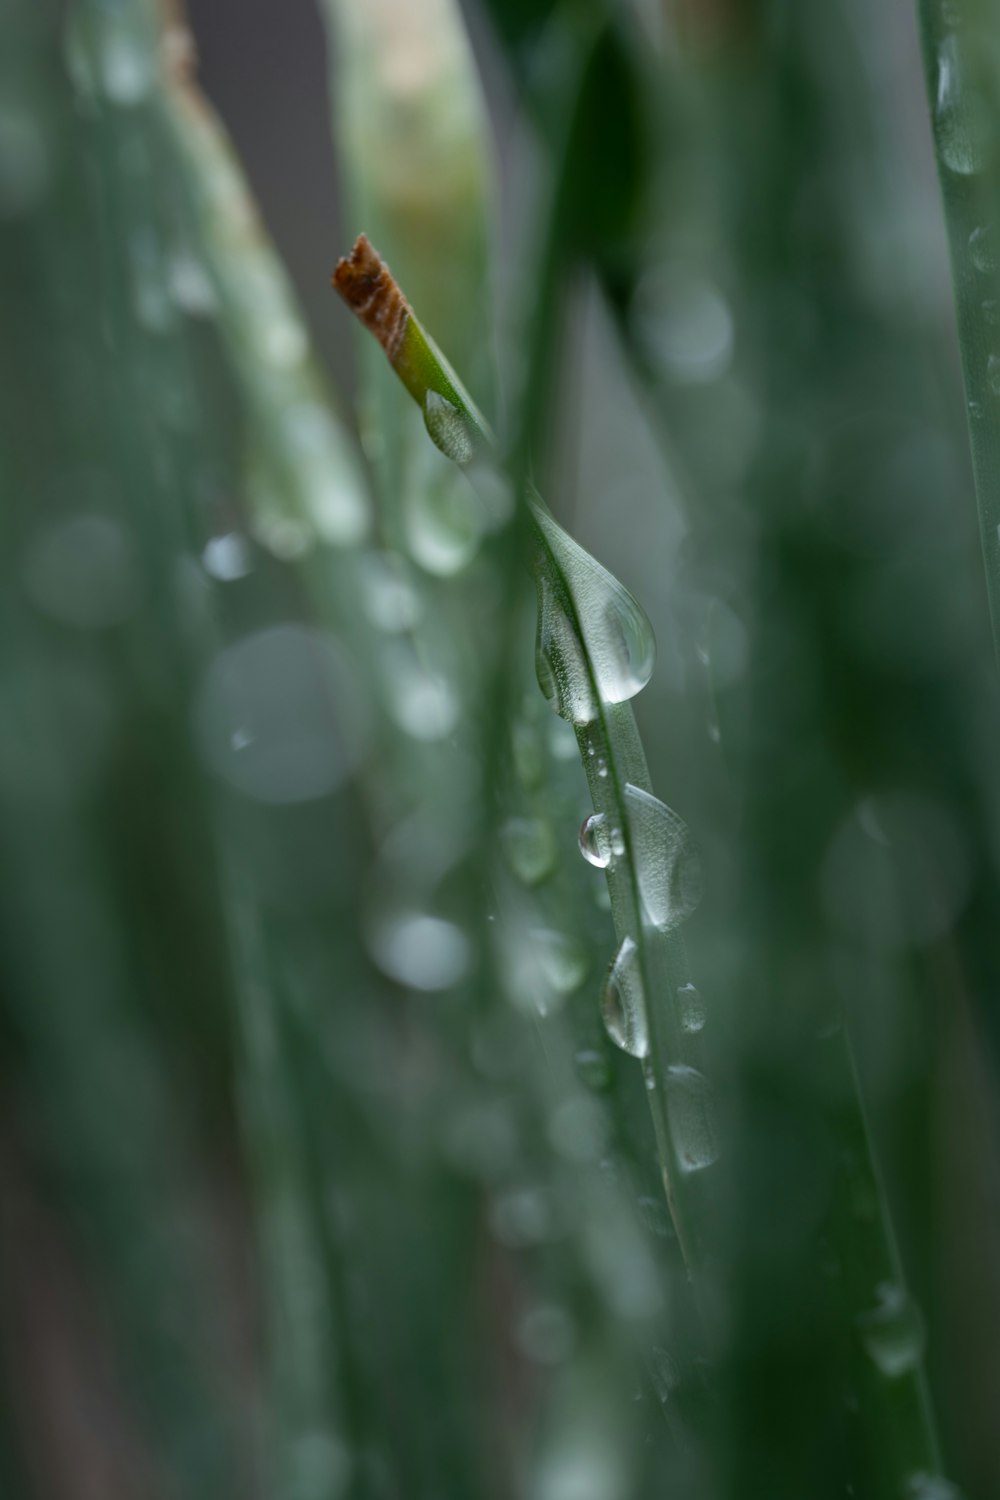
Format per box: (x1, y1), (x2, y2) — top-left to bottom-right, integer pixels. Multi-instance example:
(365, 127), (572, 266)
(934, 36), (991, 175)
(358, 552), (421, 633)
(624, 783), (703, 931)
(677, 982), (705, 1033)
(370, 910), (471, 991)
(534, 929), (589, 996)
(666, 1065), (718, 1173)
(100, 28), (155, 106)
(168, 248), (217, 316)
(580, 812), (615, 868)
(902, 1473), (963, 1500)
(423, 390), (476, 465)
(202, 531), (252, 582)
(405, 467), (482, 576)
(383, 645), (458, 741)
(575, 1048), (612, 1092)
(502, 817), (556, 885)
(23, 513), (139, 629)
(490, 1185), (556, 1248)
(601, 937), (649, 1059)
(988, 355), (1000, 395)
(516, 1304), (576, 1365)
(633, 263), (734, 385)
(194, 624), (366, 803)
(856, 1282), (926, 1378)
(533, 505), (655, 716)
(969, 224), (997, 273)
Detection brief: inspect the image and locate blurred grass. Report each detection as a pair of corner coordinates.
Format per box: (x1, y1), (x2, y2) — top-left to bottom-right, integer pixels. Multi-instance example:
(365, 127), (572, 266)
(2, 1), (1000, 1498)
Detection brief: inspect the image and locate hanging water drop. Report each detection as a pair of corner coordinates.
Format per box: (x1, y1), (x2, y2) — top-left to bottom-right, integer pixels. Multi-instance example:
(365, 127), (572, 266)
(423, 390), (477, 465)
(934, 36), (991, 176)
(601, 937), (649, 1058)
(855, 1282), (926, 1378)
(677, 982), (705, 1033)
(665, 1065), (718, 1173)
(969, 224), (997, 273)
(532, 503), (655, 710)
(624, 783), (704, 931)
(579, 812), (615, 868)
(534, 573), (598, 723)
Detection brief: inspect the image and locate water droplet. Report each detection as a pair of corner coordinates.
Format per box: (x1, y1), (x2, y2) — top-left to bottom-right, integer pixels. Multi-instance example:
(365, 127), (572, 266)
(970, 224), (997, 273)
(280, 402), (369, 545)
(194, 624), (367, 803)
(969, 399), (984, 421)
(167, 248), (217, 316)
(358, 552), (421, 633)
(100, 29), (155, 106)
(633, 263), (734, 385)
(988, 355), (1000, 395)
(23, 513), (139, 629)
(369, 910), (471, 991)
(202, 532), (252, 582)
(624, 783), (704, 931)
(423, 390), (476, 465)
(533, 505), (655, 716)
(601, 936), (649, 1058)
(677, 982), (705, 1033)
(934, 36), (991, 175)
(404, 465), (482, 576)
(534, 930), (588, 995)
(597, 759), (608, 778)
(501, 818), (556, 886)
(575, 1048), (612, 1092)
(579, 812), (614, 868)
(383, 645), (458, 741)
(665, 1064), (718, 1173)
(535, 573), (598, 723)
(856, 1282), (925, 1378)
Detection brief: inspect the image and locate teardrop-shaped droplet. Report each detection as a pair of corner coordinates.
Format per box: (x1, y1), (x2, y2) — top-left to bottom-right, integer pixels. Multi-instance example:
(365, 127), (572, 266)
(855, 1282), (926, 1379)
(423, 389), (477, 465)
(601, 936), (649, 1059)
(533, 504), (655, 709)
(625, 783), (703, 931)
(934, 36), (991, 176)
(665, 1065), (718, 1173)
(579, 812), (623, 869)
(677, 982), (705, 1033)
(501, 817), (556, 886)
(970, 224), (997, 273)
(534, 573), (598, 724)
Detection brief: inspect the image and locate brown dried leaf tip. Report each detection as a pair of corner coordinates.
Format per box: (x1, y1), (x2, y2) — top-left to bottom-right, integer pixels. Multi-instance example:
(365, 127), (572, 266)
(332, 234), (410, 363)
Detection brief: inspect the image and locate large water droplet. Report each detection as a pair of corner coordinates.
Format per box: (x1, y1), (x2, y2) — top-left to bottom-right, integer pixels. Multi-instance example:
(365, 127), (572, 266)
(970, 224), (997, 273)
(856, 1282), (925, 1378)
(624, 784), (703, 931)
(535, 573), (598, 723)
(665, 1065), (718, 1174)
(934, 36), (991, 175)
(601, 937), (649, 1058)
(677, 982), (705, 1033)
(579, 812), (621, 869)
(501, 817), (556, 886)
(423, 390), (477, 465)
(533, 505), (655, 713)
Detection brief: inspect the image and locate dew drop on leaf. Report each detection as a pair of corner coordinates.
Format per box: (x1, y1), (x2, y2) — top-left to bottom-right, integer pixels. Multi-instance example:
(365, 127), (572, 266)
(624, 783), (703, 931)
(601, 936), (649, 1058)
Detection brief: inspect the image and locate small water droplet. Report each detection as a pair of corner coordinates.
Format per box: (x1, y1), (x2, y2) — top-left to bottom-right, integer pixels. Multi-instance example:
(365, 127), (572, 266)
(574, 1048), (612, 1092)
(665, 1064), (718, 1173)
(167, 248), (216, 315)
(625, 783), (704, 931)
(934, 36), (991, 175)
(601, 936), (649, 1059)
(502, 817), (556, 885)
(423, 390), (477, 465)
(969, 224), (997, 273)
(202, 532), (252, 582)
(533, 505), (655, 717)
(677, 982), (705, 1033)
(579, 812), (612, 868)
(856, 1282), (925, 1378)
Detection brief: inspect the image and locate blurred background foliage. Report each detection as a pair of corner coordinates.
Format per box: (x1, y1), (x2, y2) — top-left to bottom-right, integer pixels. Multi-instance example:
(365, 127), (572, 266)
(2, 0), (1000, 1497)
